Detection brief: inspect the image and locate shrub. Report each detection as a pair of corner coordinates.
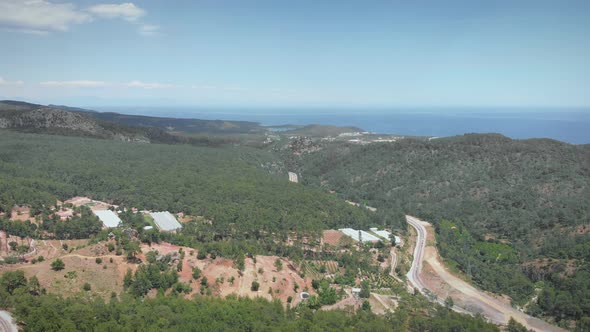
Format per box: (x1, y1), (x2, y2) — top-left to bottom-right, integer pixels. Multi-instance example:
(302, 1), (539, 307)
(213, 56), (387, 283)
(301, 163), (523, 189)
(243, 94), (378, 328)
(51, 259), (65, 271)
(251, 281), (260, 292)
(274, 258), (283, 271)
(3, 256), (19, 264)
(95, 258), (103, 264)
(82, 283), (91, 291)
(192, 267), (202, 280)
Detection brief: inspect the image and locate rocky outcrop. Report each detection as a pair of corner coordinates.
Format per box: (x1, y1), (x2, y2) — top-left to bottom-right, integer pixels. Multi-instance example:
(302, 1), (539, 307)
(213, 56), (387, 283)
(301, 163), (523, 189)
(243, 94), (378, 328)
(4, 108), (101, 133)
(0, 107), (149, 142)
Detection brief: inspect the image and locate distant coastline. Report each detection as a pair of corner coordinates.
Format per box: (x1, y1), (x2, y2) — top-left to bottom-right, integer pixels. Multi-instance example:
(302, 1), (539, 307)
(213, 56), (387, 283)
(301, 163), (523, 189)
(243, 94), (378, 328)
(93, 107), (590, 144)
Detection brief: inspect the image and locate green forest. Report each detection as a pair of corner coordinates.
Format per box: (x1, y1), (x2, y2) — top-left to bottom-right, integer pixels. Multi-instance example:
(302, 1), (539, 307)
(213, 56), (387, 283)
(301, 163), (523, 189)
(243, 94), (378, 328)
(294, 133), (590, 326)
(1, 128), (589, 330)
(0, 130), (374, 240)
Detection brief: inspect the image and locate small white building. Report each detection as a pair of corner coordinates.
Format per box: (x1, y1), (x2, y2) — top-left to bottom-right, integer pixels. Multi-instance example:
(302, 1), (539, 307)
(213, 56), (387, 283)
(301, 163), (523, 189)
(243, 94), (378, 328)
(352, 287), (362, 298)
(150, 211), (182, 232)
(339, 228), (381, 243)
(288, 172), (299, 183)
(93, 210), (122, 228)
(370, 228), (392, 240)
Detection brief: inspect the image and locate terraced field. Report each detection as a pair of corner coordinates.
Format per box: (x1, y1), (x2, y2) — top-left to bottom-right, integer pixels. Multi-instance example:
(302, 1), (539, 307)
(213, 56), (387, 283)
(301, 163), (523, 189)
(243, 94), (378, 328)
(368, 272), (398, 289)
(301, 260), (340, 279)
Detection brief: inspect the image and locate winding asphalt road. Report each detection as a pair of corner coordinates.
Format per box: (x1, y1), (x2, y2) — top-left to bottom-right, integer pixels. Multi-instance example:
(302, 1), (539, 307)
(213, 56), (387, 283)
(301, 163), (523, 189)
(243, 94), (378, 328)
(406, 215), (427, 294)
(406, 215), (471, 315)
(405, 215), (566, 332)
(0, 310), (18, 332)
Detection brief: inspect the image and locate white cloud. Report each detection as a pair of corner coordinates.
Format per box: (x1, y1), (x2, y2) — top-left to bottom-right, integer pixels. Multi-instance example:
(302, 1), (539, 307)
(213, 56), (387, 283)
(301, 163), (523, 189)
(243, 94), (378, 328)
(0, 0), (91, 33)
(126, 81), (175, 89)
(138, 24), (160, 36)
(38, 80), (176, 89)
(189, 85), (250, 92)
(40, 80), (110, 87)
(0, 1), (154, 35)
(88, 3), (145, 21)
(190, 85), (218, 90)
(0, 76), (24, 86)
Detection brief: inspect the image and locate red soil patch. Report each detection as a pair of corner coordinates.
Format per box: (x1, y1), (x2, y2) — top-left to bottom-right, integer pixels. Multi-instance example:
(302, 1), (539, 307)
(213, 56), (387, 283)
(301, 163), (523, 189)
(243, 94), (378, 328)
(64, 196), (92, 206)
(3, 239), (315, 306)
(9, 206), (36, 223)
(175, 250), (315, 306)
(1, 243), (131, 299)
(323, 230), (343, 246)
(64, 196), (111, 211)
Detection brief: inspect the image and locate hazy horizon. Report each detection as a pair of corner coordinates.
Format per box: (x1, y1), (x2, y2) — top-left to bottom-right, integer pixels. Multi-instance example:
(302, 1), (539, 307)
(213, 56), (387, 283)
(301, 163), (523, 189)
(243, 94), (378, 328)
(87, 105), (590, 144)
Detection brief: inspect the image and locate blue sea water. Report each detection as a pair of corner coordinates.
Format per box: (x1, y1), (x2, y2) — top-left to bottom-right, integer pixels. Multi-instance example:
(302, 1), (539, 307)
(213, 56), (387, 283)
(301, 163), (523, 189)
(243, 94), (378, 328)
(94, 107), (590, 144)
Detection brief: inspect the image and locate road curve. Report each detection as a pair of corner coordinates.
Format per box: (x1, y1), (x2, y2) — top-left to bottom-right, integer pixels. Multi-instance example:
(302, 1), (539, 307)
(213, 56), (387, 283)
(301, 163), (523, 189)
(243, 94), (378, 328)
(405, 215), (566, 332)
(0, 310), (18, 332)
(405, 215), (472, 315)
(406, 215), (428, 293)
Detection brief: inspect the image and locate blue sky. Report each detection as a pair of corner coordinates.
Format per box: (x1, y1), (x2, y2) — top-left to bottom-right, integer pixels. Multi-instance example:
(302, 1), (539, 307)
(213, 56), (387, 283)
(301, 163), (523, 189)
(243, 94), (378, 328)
(0, 0), (589, 108)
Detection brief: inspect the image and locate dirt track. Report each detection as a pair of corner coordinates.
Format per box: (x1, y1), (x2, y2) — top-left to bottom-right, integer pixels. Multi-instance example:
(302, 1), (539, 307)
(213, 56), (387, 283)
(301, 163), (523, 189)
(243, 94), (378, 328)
(406, 215), (566, 332)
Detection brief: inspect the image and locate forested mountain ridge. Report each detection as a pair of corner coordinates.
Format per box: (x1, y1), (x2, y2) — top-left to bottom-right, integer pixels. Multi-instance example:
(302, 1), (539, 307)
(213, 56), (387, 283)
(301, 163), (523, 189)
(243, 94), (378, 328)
(0, 100), (265, 135)
(0, 100), (260, 145)
(297, 133), (589, 239)
(78, 110), (264, 134)
(290, 133), (590, 325)
(0, 101), (152, 142)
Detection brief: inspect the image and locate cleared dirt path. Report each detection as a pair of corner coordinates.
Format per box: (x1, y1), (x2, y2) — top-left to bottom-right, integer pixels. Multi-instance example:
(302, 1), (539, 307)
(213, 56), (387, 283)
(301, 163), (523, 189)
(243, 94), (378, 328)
(406, 215), (565, 332)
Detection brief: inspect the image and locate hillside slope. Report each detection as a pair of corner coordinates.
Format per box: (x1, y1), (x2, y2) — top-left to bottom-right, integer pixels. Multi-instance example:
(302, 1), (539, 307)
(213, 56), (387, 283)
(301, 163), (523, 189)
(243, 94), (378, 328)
(0, 101), (151, 142)
(0, 101), (245, 145)
(0, 130), (374, 237)
(292, 133), (590, 326)
(1, 100), (265, 135)
(82, 111), (264, 134)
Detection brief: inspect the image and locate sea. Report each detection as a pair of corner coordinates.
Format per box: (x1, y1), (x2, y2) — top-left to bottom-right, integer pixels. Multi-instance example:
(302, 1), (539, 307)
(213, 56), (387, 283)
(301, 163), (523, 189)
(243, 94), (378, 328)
(93, 107), (590, 145)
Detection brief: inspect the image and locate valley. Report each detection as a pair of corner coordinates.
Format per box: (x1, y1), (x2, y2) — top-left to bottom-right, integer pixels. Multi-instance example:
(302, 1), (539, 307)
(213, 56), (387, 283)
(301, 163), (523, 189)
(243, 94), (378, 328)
(0, 101), (588, 331)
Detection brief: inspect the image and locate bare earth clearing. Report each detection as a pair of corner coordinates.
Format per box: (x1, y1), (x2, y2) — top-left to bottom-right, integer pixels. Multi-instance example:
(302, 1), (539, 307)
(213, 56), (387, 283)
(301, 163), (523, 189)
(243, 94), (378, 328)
(1, 240), (130, 297)
(142, 242), (314, 306)
(1, 240), (317, 308)
(406, 215), (566, 332)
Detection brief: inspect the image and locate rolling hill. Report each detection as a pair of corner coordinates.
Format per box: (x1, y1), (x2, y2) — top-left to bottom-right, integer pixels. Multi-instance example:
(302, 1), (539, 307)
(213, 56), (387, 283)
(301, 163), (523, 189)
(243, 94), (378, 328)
(290, 133), (590, 324)
(0, 100), (267, 145)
